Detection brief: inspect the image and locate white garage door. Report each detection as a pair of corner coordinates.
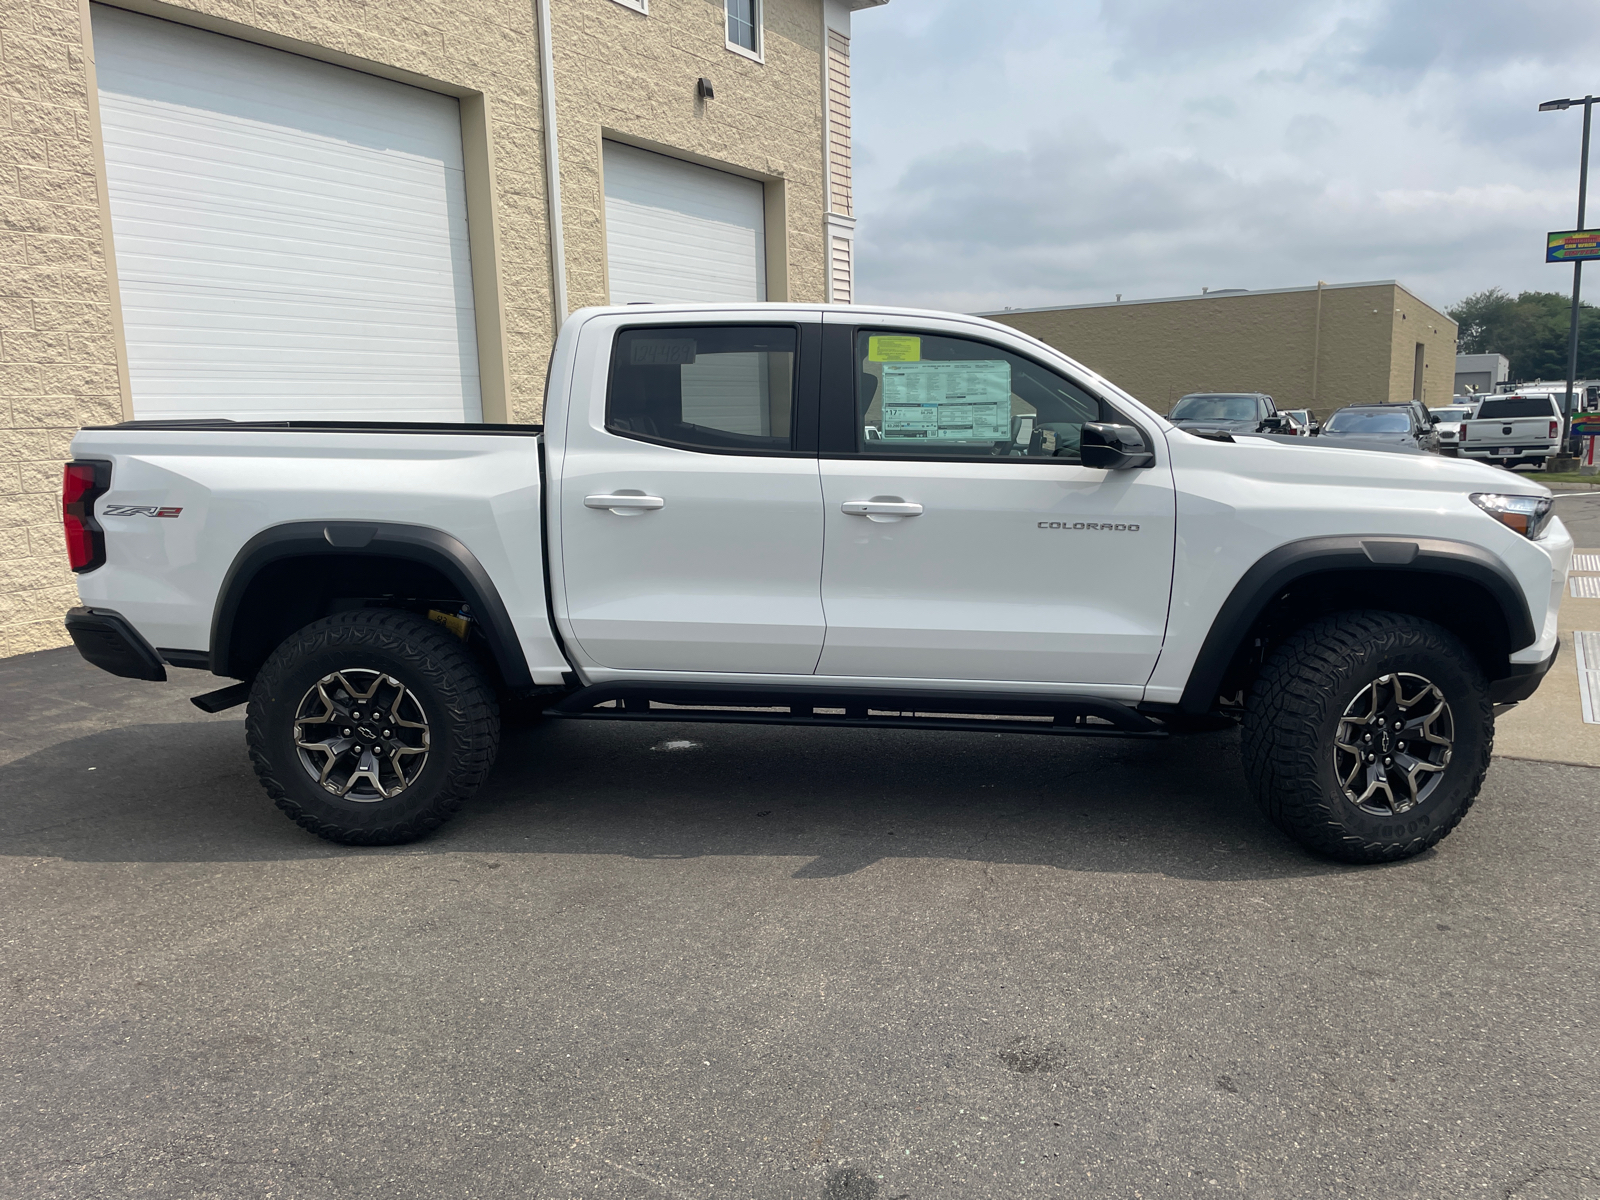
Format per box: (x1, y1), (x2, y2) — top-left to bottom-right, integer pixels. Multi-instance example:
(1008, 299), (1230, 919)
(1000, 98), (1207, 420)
(603, 141), (767, 304)
(91, 6), (482, 423)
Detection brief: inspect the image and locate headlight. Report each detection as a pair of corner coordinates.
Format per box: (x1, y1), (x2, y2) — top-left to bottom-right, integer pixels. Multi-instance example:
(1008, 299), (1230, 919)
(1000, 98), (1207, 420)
(1470, 492), (1554, 538)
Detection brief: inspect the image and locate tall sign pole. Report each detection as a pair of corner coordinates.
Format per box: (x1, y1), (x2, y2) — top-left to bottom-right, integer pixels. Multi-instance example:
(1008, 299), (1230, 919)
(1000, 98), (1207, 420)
(1543, 95), (1599, 446)
(1566, 99), (1592, 437)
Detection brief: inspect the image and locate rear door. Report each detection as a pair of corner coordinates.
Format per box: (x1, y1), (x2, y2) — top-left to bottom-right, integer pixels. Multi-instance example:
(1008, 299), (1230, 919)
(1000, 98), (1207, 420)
(555, 315), (825, 676)
(814, 315), (1176, 691)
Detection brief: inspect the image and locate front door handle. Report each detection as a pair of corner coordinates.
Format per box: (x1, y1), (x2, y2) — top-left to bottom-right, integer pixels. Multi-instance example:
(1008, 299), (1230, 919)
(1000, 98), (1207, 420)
(585, 492), (665, 516)
(841, 499), (923, 519)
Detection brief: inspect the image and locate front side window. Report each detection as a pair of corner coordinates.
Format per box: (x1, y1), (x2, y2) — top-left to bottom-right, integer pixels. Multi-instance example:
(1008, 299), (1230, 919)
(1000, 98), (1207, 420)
(726, 0), (759, 54)
(1169, 394), (1259, 422)
(851, 330), (1119, 463)
(608, 325), (797, 453)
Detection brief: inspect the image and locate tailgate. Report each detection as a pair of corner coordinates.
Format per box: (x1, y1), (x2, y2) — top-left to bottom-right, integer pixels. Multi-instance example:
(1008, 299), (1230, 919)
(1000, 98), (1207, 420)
(1463, 418), (1554, 444)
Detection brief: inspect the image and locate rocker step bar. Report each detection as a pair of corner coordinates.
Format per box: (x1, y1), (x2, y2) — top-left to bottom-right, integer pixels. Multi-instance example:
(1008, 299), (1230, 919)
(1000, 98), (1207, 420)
(546, 682), (1167, 739)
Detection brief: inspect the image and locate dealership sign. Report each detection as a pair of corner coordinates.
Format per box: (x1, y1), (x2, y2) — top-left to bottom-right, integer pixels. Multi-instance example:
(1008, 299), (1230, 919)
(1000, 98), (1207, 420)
(1547, 229), (1600, 262)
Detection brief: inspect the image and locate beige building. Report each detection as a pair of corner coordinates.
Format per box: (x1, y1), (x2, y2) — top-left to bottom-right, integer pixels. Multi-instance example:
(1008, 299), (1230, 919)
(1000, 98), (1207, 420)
(0, 0), (887, 657)
(981, 280), (1458, 419)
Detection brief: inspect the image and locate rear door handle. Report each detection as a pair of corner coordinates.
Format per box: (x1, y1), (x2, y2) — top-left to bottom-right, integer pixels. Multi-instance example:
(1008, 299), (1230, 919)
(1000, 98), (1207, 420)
(841, 500), (923, 517)
(585, 492), (665, 515)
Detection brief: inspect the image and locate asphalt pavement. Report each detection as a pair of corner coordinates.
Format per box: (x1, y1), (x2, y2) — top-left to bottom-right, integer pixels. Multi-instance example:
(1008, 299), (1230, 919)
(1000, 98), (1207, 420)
(1554, 490), (1600, 548)
(3, 647), (1597, 1200)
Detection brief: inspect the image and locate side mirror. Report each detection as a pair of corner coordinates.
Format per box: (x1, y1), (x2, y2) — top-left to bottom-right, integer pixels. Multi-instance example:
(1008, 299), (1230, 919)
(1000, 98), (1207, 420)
(1079, 422), (1154, 470)
(1260, 415), (1288, 432)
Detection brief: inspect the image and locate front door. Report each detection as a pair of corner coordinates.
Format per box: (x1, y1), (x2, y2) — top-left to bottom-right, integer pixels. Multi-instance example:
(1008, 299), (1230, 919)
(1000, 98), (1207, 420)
(558, 320), (824, 675)
(815, 319), (1176, 688)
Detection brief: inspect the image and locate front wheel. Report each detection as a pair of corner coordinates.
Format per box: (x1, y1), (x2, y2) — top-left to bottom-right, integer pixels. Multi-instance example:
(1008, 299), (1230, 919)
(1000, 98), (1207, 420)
(246, 609), (500, 844)
(1241, 611), (1492, 863)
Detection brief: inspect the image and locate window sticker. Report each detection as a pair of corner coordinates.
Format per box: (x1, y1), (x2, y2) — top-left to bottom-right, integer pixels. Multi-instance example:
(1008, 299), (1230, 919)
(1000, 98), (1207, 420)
(629, 339), (697, 366)
(880, 360), (1011, 440)
(867, 336), (921, 362)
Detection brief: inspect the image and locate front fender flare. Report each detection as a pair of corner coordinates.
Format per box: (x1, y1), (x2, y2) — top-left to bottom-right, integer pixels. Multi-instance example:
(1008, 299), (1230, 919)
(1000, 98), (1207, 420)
(1177, 535), (1534, 714)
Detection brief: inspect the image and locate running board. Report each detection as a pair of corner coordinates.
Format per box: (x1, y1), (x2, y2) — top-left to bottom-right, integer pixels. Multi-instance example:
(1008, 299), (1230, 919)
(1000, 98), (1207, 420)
(191, 681), (251, 713)
(547, 682), (1166, 738)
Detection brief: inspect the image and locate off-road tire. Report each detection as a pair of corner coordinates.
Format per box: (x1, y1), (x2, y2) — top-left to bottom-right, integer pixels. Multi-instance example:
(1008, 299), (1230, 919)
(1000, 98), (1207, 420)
(1241, 610), (1492, 863)
(246, 609), (500, 844)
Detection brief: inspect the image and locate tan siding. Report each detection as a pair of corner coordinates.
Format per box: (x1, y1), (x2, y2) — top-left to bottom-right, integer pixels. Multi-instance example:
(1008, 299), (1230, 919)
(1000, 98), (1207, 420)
(830, 235), (852, 304)
(826, 28), (851, 216)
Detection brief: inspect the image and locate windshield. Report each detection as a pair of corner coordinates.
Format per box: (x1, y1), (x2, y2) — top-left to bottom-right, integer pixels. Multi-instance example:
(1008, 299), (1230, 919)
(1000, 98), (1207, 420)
(1326, 410), (1411, 434)
(1430, 407), (1472, 421)
(1476, 396), (1557, 419)
(1169, 394), (1258, 422)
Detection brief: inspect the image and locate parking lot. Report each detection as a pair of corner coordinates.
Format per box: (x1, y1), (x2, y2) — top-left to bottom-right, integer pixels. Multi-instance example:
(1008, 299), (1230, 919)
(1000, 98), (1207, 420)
(4, 607), (1598, 1198)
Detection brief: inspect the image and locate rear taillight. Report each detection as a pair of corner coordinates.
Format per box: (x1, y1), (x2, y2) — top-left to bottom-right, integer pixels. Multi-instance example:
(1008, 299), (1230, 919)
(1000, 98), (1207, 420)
(62, 461), (109, 572)
(1551, 420), (1560, 439)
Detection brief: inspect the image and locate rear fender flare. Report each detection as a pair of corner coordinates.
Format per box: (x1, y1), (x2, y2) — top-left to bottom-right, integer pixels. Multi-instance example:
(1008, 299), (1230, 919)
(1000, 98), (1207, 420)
(210, 521), (533, 688)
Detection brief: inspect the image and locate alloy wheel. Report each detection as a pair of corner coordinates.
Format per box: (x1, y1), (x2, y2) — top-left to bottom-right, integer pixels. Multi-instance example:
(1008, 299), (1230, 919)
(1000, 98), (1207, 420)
(292, 669), (431, 801)
(1333, 672), (1454, 815)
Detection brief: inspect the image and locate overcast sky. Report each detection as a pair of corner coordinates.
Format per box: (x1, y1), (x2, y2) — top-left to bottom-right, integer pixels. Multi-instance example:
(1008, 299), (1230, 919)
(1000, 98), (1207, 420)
(848, 0), (1600, 315)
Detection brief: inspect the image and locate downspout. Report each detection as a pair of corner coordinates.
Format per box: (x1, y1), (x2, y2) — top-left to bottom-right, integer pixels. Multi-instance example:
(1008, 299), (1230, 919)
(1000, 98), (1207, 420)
(1310, 279), (1325, 409)
(535, 0), (568, 330)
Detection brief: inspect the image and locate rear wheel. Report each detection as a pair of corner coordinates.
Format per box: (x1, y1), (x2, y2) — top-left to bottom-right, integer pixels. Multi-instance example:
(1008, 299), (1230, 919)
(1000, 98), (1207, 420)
(246, 609), (500, 844)
(1241, 611), (1492, 863)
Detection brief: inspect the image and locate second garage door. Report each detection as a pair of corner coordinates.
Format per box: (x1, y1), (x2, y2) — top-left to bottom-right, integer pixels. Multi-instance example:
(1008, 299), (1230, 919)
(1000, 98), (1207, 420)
(603, 142), (767, 305)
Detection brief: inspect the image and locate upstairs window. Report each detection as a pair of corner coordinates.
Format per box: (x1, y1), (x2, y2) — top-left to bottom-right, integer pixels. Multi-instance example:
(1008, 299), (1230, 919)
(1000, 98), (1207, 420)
(726, 0), (761, 58)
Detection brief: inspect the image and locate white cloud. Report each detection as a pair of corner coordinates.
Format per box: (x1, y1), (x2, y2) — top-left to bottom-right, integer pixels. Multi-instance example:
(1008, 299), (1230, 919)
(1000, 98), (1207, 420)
(849, 0), (1598, 314)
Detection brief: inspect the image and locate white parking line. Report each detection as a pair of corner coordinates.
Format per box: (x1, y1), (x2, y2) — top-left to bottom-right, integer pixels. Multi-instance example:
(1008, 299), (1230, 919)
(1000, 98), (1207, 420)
(1576, 632), (1600, 725)
(1573, 553), (1600, 571)
(1573, 576), (1600, 599)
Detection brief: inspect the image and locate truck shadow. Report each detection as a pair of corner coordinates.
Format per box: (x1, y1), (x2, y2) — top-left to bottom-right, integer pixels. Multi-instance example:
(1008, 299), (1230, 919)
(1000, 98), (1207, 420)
(0, 710), (1381, 881)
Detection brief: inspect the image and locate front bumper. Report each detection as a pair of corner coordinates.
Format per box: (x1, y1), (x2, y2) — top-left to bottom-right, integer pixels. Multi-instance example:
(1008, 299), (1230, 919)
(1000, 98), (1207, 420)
(1489, 638), (1560, 705)
(65, 607), (167, 682)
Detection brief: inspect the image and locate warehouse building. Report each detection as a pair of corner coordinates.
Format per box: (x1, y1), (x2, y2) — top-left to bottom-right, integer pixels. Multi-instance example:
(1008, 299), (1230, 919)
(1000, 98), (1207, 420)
(1, 0), (886, 656)
(979, 280), (1457, 419)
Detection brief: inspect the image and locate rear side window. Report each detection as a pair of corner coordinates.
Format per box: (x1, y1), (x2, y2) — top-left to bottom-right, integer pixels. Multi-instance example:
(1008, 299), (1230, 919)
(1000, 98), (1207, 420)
(608, 325), (798, 453)
(851, 329), (1117, 463)
(1476, 396), (1558, 419)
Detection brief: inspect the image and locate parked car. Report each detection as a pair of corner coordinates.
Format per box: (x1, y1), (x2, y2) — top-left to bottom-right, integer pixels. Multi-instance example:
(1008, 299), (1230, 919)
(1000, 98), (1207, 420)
(1281, 408), (1318, 436)
(61, 303), (1570, 864)
(1166, 392), (1290, 436)
(1320, 404), (1440, 453)
(1460, 393), (1563, 469)
(1429, 403), (1478, 457)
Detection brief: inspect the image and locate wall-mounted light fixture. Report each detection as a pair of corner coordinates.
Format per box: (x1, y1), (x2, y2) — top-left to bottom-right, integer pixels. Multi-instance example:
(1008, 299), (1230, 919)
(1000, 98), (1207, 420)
(697, 77), (715, 100)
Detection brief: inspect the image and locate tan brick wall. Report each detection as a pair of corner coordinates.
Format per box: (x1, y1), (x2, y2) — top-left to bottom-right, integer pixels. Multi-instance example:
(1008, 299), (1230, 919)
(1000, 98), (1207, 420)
(988, 282), (1458, 421)
(550, 0), (828, 314)
(1388, 283), (1459, 408)
(1, 0), (121, 657)
(0, 0), (833, 658)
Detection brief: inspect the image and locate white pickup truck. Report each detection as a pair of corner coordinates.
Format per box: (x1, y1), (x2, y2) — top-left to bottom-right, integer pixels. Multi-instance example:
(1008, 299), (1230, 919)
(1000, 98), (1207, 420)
(61, 304), (1572, 863)
(1459, 392), (1565, 468)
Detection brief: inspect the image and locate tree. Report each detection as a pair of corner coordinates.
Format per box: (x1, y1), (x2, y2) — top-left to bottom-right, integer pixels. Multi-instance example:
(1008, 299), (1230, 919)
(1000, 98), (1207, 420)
(1447, 288), (1600, 383)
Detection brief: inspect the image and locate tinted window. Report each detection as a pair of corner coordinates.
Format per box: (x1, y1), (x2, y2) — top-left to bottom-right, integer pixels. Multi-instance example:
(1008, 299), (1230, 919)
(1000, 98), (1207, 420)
(1326, 410), (1411, 433)
(852, 330), (1115, 462)
(608, 326), (798, 453)
(1169, 394), (1259, 422)
(1476, 396), (1558, 419)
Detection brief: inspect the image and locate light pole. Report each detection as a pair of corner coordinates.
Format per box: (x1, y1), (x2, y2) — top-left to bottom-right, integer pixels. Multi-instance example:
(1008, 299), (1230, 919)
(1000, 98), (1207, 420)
(1540, 95), (1595, 446)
